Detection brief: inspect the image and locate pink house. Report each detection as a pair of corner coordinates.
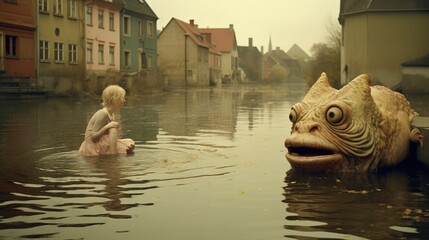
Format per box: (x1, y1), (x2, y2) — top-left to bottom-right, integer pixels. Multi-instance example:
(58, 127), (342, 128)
(85, 0), (124, 88)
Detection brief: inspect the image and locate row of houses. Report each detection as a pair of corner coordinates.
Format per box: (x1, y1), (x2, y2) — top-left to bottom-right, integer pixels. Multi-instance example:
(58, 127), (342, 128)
(0, 0), (311, 96)
(159, 0), (429, 92)
(0, 0), (158, 95)
(156, 0), (429, 92)
(157, 18), (310, 87)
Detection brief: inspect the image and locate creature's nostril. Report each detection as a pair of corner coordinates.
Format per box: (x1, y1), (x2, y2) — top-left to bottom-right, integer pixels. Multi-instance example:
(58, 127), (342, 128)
(292, 122), (320, 133)
(293, 124), (299, 132)
(309, 123), (320, 133)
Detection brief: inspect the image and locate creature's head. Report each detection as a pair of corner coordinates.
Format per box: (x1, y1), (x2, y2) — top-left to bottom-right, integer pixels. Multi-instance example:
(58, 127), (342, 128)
(284, 73), (383, 172)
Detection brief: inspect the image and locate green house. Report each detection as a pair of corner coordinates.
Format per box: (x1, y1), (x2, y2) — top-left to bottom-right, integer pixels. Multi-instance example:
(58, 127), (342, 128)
(121, 0), (158, 79)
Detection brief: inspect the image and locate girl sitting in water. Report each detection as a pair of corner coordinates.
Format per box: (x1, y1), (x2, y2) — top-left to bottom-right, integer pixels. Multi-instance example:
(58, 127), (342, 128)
(79, 85), (135, 156)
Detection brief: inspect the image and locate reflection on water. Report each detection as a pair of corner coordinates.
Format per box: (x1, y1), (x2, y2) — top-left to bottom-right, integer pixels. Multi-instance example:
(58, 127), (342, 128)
(283, 167), (429, 239)
(1, 84), (429, 239)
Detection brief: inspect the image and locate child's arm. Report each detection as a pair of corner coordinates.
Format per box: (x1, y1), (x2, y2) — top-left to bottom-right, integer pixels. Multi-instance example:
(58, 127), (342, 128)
(90, 111), (118, 142)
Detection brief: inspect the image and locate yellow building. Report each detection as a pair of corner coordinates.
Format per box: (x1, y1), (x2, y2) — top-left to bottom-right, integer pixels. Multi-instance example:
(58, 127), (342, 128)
(38, 0), (86, 95)
(339, 0), (429, 90)
(157, 18), (222, 87)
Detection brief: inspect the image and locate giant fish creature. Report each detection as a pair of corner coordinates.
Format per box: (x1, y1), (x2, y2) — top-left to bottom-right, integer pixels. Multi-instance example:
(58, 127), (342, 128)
(284, 73), (424, 172)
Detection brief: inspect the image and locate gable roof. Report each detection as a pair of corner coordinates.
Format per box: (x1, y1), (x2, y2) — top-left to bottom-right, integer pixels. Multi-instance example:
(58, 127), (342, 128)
(123, 0), (158, 19)
(172, 18), (210, 49)
(264, 48), (292, 66)
(287, 44), (310, 60)
(402, 53), (429, 66)
(199, 28), (236, 53)
(159, 18), (221, 55)
(340, 0), (429, 17)
(237, 46), (262, 58)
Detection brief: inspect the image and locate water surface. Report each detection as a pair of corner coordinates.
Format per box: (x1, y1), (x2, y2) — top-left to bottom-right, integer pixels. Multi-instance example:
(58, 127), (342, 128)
(1, 84), (428, 239)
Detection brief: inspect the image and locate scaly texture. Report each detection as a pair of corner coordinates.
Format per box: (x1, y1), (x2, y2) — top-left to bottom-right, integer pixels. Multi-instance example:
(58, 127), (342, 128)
(284, 73), (423, 172)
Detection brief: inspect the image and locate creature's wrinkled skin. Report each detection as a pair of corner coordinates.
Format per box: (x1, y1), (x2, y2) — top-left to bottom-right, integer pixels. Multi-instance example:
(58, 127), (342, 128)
(284, 73), (424, 172)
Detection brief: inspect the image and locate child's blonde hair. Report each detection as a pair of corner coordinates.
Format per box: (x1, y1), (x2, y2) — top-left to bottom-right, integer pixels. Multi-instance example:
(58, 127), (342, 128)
(101, 85), (126, 107)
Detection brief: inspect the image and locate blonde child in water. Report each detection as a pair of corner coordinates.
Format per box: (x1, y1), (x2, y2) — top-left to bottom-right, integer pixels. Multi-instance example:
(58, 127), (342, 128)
(79, 85), (135, 156)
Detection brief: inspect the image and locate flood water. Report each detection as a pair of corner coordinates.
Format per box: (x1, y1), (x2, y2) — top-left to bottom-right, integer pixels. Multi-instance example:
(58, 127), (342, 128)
(1, 83), (429, 240)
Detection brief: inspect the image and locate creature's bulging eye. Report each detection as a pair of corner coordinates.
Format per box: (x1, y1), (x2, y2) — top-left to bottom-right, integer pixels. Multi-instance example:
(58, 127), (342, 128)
(326, 106), (343, 125)
(289, 109), (298, 123)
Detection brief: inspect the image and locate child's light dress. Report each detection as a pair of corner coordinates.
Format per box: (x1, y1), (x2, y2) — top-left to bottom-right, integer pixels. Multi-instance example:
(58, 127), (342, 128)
(79, 108), (134, 156)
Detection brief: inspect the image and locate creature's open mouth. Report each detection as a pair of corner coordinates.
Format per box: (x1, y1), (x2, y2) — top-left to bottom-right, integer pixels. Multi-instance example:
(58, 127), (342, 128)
(287, 146), (334, 157)
(284, 137), (343, 172)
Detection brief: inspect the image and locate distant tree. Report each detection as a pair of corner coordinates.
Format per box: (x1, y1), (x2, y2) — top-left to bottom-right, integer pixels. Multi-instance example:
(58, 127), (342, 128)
(267, 64), (289, 83)
(306, 20), (341, 89)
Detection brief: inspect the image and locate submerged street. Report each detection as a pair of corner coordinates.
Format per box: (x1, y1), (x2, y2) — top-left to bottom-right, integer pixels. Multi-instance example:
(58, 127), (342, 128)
(1, 83), (429, 239)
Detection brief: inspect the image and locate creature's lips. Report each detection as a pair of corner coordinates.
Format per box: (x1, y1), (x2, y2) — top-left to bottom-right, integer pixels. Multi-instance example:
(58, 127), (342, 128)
(287, 146), (334, 157)
(285, 137), (343, 172)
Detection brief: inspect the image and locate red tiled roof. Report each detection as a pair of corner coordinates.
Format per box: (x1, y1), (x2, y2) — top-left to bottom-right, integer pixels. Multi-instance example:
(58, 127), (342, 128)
(172, 18), (221, 55)
(173, 18), (210, 48)
(199, 28), (236, 53)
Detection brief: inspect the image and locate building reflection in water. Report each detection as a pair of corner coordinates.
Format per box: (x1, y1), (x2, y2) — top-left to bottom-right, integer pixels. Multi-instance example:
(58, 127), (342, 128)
(282, 167), (429, 239)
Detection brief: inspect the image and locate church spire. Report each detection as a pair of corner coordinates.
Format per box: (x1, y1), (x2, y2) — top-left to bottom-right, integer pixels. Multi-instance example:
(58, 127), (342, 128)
(268, 35), (272, 52)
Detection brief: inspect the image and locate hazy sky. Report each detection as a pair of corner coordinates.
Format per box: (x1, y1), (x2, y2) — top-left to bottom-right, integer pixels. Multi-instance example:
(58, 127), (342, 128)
(146, 0), (341, 55)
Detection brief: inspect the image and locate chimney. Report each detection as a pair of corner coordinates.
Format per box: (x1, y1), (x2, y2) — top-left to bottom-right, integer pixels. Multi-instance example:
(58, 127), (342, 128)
(189, 19), (194, 26)
(261, 46), (264, 54)
(276, 46), (280, 51)
(229, 24), (234, 31)
(248, 38), (253, 47)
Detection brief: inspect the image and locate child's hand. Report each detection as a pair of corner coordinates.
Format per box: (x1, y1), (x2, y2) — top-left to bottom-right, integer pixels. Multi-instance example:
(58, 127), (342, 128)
(106, 121), (119, 129)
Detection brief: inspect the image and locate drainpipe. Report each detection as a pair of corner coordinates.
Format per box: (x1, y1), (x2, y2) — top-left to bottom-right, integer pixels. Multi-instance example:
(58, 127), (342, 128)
(184, 32), (189, 88)
(36, 3), (40, 89)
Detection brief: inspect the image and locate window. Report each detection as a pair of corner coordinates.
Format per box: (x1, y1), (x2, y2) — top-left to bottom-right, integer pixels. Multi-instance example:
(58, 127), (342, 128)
(147, 55), (153, 69)
(124, 51), (131, 68)
(138, 21), (142, 37)
(98, 44), (104, 64)
(5, 35), (17, 57)
(98, 9), (104, 28)
(123, 16), (130, 35)
(140, 52), (146, 69)
(86, 42), (93, 63)
(39, 0), (49, 13)
(68, 0), (77, 19)
(53, 0), (63, 16)
(39, 40), (49, 61)
(86, 6), (92, 26)
(147, 21), (154, 37)
(109, 12), (114, 31)
(68, 44), (77, 63)
(109, 46), (115, 66)
(54, 42), (64, 62)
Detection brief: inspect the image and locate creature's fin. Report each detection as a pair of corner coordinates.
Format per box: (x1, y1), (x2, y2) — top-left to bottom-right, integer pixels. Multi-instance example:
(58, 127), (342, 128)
(338, 74), (372, 102)
(303, 72), (336, 102)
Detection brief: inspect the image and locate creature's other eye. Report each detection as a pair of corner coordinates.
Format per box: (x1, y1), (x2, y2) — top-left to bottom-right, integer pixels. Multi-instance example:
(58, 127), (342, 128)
(289, 108), (298, 123)
(326, 106), (343, 125)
